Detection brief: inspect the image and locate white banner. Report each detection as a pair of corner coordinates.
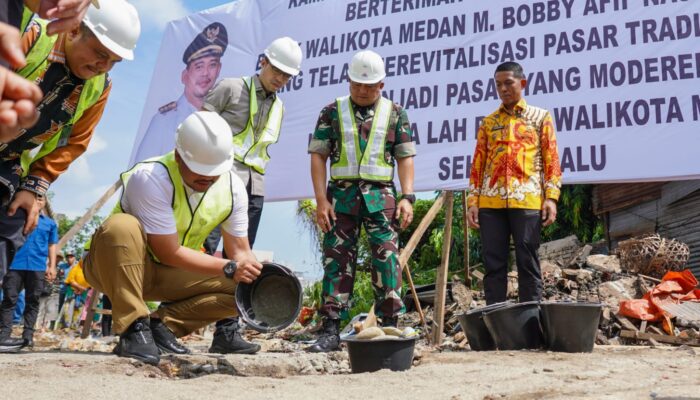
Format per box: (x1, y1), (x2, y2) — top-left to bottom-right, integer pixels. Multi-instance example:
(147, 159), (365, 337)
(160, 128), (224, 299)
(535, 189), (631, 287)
(131, 0), (700, 201)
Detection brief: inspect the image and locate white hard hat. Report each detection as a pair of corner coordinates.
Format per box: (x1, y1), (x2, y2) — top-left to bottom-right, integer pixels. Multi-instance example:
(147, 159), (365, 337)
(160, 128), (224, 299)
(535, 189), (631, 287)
(348, 50), (385, 84)
(175, 112), (233, 176)
(83, 0), (141, 61)
(264, 37), (302, 76)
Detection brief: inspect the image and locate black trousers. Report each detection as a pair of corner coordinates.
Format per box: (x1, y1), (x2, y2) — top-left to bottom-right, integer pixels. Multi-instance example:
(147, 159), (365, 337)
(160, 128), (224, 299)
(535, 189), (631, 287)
(204, 193), (265, 256)
(0, 206), (27, 285)
(479, 208), (543, 305)
(0, 270), (44, 337)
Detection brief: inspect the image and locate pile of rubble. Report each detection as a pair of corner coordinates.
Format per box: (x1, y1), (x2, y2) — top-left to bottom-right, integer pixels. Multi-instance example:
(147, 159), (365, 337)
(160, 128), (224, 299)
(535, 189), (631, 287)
(399, 235), (699, 350)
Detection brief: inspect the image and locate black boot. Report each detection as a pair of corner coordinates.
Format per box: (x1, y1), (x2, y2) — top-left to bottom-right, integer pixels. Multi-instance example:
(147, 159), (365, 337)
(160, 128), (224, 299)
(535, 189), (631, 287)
(208, 319), (260, 355)
(113, 317), (160, 365)
(0, 330), (23, 353)
(150, 319), (190, 355)
(380, 316), (398, 328)
(307, 319), (341, 353)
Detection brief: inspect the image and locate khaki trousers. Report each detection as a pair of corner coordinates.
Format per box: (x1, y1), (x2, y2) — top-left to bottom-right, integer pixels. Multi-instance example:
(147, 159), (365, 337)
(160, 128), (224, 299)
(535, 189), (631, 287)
(84, 214), (237, 336)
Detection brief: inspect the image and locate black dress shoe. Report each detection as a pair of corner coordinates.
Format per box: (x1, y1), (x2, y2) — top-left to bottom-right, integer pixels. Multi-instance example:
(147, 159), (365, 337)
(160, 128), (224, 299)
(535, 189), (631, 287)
(307, 319), (341, 353)
(150, 319), (190, 355)
(114, 317), (160, 365)
(22, 335), (34, 348)
(208, 319), (260, 355)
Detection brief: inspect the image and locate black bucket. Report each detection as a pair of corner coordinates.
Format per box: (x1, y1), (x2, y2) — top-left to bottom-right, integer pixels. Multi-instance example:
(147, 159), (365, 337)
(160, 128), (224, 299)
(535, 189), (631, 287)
(235, 262), (302, 333)
(483, 301), (543, 350)
(456, 302), (511, 351)
(343, 337), (417, 373)
(540, 302), (602, 353)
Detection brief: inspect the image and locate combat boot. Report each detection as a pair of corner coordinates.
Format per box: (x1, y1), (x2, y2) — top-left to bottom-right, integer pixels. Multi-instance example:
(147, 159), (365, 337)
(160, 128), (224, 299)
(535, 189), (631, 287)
(307, 319), (341, 353)
(380, 316), (398, 327)
(208, 318), (260, 355)
(113, 317), (160, 365)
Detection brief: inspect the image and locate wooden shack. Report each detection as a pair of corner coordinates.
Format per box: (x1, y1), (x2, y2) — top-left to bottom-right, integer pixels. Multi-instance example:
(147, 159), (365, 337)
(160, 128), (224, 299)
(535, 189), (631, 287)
(593, 180), (700, 279)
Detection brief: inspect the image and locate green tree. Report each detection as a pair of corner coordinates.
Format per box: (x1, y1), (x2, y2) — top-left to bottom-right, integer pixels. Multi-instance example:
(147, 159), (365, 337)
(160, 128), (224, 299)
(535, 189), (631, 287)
(57, 214), (104, 258)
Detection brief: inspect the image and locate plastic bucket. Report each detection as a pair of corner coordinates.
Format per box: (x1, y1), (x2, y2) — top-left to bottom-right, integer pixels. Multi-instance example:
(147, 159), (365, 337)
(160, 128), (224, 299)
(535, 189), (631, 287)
(540, 302), (602, 353)
(456, 302), (511, 351)
(235, 262), (302, 333)
(343, 337), (417, 373)
(483, 301), (543, 350)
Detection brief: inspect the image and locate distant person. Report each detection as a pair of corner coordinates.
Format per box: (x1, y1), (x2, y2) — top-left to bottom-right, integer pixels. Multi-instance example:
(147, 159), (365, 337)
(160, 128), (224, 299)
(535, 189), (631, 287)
(132, 22), (228, 163)
(57, 252), (76, 313)
(0, 212), (57, 351)
(467, 61), (562, 305)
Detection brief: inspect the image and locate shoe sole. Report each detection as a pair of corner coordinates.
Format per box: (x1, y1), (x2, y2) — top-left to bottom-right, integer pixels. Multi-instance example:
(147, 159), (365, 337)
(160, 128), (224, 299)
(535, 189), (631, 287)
(156, 342), (191, 355)
(208, 344), (261, 355)
(0, 345), (22, 354)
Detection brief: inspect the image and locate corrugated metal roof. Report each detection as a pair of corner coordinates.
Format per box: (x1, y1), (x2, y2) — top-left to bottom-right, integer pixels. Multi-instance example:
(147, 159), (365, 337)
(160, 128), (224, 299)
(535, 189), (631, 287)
(604, 180), (700, 281)
(593, 183), (663, 215)
(660, 302), (700, 322)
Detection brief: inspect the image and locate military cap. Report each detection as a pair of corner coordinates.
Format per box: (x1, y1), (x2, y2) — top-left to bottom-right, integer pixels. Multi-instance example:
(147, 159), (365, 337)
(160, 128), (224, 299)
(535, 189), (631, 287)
(182, 22), (228, 65)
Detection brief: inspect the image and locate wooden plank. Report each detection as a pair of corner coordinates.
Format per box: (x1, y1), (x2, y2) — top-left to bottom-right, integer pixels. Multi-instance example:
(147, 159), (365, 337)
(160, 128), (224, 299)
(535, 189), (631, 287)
(432, 191), (454, 346)
(640, 320), (647, 333)
(57, 179), (121, 251)
(649, 325), (665, 335)
(80, 289), (101, 339)
(471, 268), (484, 282)
(398, 193), (446, 329)
(460, 190), (470, 286)
(614, 314), (639, 332)
(620, 330), (700, 347)
(398, 192), (445, 268)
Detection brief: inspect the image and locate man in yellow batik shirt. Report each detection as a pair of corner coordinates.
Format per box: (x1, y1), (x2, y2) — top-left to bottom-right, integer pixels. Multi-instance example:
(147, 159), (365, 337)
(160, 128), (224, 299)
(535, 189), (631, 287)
(467, 61), (562, 305)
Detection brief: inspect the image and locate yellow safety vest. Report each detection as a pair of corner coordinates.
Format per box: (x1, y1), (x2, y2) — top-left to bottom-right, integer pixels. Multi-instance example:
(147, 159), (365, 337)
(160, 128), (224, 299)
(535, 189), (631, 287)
(113, 152), (234, 261)
(330, 96), (395, 182)
(231, 77), (283, 174)
(16, 15), (107, 177)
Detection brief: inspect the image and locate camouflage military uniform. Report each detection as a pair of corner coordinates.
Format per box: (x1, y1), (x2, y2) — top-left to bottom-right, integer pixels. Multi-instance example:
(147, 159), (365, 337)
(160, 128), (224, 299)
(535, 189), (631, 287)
(308, 99), (416, 320)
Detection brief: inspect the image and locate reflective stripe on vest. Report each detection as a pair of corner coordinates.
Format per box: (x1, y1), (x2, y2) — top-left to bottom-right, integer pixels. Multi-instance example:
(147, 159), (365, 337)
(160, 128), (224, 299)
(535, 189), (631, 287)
(231, 77), (283, 174)
(330, 96), (394, 182)
(16, 17), (106, 177)
(113, 152), (234, 261)
(20, 6), (33, 33)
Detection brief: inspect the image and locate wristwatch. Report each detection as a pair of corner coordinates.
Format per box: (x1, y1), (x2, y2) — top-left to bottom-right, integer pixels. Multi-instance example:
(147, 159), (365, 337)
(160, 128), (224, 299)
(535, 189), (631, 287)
(401, 193), (416, 204)
(223, 260), (238, 279)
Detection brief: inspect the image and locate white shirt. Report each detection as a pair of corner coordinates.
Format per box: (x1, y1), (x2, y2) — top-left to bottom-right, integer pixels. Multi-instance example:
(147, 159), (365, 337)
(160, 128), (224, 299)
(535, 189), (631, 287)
(121, 163), (248, 237)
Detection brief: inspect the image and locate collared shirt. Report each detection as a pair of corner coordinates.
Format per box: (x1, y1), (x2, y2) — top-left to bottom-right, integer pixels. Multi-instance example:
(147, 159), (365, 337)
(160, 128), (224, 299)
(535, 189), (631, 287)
(132, 94), (197, 164)
(203, 75), (276, 197)
(2, 21), (112, 187)
(10, 214), (58, 272)
(468, 98), (562, 210)
(308, 98), (416, 215)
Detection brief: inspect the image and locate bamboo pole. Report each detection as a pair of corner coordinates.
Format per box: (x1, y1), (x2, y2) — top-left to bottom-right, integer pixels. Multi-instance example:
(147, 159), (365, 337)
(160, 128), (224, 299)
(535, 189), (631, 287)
(432, 191), (454, 345)
(57, 179), (121, 251)
(460, 190), (471, 286)
(398, 192), (445, 331)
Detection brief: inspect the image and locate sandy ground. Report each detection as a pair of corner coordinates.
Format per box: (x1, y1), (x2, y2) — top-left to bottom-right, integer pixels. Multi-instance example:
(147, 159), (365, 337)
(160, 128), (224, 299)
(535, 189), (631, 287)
(0, 343), (698, 400)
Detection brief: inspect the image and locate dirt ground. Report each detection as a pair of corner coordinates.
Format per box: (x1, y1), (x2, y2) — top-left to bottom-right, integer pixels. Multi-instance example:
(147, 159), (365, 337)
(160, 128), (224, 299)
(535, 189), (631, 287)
(1, 342), (698, 400)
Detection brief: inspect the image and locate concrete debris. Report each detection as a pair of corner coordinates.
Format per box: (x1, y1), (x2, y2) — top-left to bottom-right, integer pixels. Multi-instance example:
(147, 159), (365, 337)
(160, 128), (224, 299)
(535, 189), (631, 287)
(538, 235), (581, 262)
(586, 254), (622, 274)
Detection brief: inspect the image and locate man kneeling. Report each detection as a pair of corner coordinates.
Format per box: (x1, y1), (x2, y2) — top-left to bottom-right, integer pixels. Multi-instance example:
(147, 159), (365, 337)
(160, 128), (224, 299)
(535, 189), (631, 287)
(85, 111), (262, 365)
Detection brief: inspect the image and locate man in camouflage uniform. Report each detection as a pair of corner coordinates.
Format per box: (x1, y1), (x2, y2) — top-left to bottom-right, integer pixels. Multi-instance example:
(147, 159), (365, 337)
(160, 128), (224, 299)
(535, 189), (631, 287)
(307, 50), (416, 353)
